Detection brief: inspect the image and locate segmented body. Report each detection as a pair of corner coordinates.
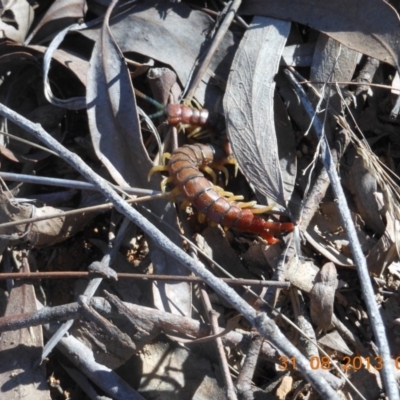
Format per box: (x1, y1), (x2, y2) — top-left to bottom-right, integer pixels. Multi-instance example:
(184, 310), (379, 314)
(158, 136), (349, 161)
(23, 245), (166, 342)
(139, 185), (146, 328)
(165, 104), (225, 132)
(167, 143), (294, 243)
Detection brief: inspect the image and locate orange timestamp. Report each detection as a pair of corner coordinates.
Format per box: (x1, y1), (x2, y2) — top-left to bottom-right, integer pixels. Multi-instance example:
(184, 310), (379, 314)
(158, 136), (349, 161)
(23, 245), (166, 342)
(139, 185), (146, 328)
(278, 356), (400, 371)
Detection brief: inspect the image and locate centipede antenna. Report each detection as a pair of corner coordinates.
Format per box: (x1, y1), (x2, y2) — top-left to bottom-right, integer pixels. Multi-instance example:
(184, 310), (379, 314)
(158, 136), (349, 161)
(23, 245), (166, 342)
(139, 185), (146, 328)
(148, 110), (165, 119)
(134, 88), (164, 110)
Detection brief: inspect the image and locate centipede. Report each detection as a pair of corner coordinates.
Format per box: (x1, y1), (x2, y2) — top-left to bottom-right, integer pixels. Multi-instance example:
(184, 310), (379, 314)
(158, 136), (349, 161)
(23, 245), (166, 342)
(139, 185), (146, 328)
(164, 104), (225, 132)
(159, 142), (294, 244)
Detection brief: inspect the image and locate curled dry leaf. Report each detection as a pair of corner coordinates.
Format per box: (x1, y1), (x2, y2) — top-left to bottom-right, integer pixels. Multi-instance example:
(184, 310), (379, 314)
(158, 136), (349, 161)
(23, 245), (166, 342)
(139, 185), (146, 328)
(285, 258), (319, 293)
(310, 262), (338, 331)
(0, 261), (49, 399)
(311, 34), (360, 96)
(348, 155), (386, 237)
(0, 0), (34, 43)
(224, 16), (294, 207)
(318, 330), (353, 356)
(26, 0), (88, 44)
(0, 191), (94, 247)
(135, 342), (227, 400)
(305, 202), (378, 267)
(367, 194), (398, 276)
(310, 33), (360, 127)
(281, 43), (315, 67)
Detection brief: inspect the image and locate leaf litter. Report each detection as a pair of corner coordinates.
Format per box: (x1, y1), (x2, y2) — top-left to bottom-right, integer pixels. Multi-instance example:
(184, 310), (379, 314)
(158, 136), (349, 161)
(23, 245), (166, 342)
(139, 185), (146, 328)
(0, 0), (399, 399)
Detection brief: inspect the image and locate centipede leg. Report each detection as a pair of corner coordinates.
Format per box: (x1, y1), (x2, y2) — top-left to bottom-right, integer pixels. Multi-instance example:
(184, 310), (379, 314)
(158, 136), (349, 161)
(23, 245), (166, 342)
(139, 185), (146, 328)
(224, 157), (239, 177)
(148, 165), (169, 181)
(201, 166), (218, 184)
(236, 201), (258, 209)
(213, 185), (235, 198)
(160, 176), (173, 193)
(180, 199), (191, 210)
(187, 128), (213, 140)
(226, 195), (245, 202)
(209, 164), (230, 185)
(248, 204), (276, 214)
(161, 152), (172, 165)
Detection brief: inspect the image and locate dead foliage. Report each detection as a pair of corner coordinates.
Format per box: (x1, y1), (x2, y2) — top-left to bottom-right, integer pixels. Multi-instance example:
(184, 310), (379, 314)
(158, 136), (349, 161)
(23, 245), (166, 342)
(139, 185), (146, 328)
(0, 0), (399, 399)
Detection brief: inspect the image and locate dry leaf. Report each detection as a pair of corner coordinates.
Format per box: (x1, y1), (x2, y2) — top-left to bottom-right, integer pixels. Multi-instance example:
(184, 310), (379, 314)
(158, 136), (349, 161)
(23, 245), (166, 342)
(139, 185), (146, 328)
(275, 375), (293, 399)
(26, 0), (87, 44)
(0, 191), (94, 247)
(318, 330), (353, 356)
(0, 256), (50, 399)
(0, 0), (34, 43)
(135, 342), (227, 400)
(82, 0), (237, 106)
(241, 0), (400, 69)
(224, 16), (292, 207)
(310, 262), (338, 331)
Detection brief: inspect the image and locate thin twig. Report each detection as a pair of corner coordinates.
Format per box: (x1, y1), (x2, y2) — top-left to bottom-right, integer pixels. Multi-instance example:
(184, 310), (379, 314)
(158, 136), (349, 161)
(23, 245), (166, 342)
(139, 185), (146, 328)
(41, 217), (131, 361)
(40, 303), (145, 400)
(0, 298), (278, 359)
(0, 193), (165, 230)
(0, 171), (161, 196)
(298, 80), (398, 93)
(285, 69), (400, 400)
(185, 0), (242, 100)
(0, 271), (291, 287)
(200, 284), (238, 400)
(236, 333), (262, 399)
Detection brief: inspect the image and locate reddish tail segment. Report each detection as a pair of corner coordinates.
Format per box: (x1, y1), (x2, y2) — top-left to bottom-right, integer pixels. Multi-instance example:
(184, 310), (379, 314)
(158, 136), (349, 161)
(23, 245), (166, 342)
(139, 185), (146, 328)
(167, 143), (294, 244)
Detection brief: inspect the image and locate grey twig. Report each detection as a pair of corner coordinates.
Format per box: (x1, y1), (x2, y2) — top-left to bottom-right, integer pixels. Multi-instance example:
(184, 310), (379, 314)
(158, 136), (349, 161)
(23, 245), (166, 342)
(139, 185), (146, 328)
(236, 333), (262, 399)
(0, 171), (160, 196)
(0, 102), (340, 399)
(200, 285), (237, 400)
(40, 308), (145, 400)
(40, 216), (130, 361)
(185, 0), (242, 99)
(285, 69), (400, 400)
(0, 297), (277, 359)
